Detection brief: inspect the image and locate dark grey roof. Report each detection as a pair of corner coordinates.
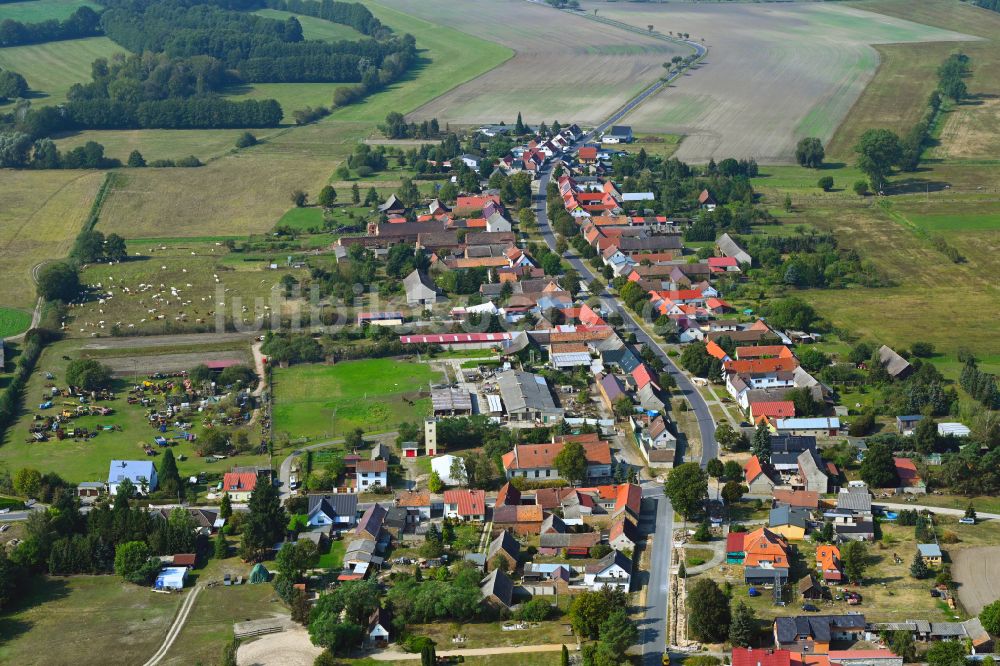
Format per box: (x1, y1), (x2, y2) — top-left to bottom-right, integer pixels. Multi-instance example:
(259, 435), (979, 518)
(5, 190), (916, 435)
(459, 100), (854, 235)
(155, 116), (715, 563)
(745, 567), (789, 582)
(480, 569), (513, 607)
(774, 614), (866, 644)
(769, 505), (809, 529)
(308, 494), (358, 521)
(585, 549), (632, 575)
(771, 435), (817, 455)
(356, 503), (387, 537)
(487, 531), (520, 562)
(836, 488), (872, 513)
(835, 521), (874, 535)
(540, 513), (567, 534)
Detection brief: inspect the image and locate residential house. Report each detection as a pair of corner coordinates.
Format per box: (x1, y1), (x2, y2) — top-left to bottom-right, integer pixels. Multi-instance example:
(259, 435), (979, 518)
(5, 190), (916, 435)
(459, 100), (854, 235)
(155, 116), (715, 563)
(601, 125), (633, 144)
(895, 415), (923, 436)
(773, 614), (867, 653)
(609, 517), (639, 551)
(366, 608), (392, 648)
(431, 454), (465, 486)
(356, 460), (388, 491)
(480, 569), (514, 611)
(816, 545), (843, 583)
(487, 531), (520, 572)
(772, 489), (820, 510)
(751, 401), (796, 425)
(402, 269), (440, 307)
(496, 370), (565, 424)
(770, 436), (818, 473)
(307, 494), (359, 528)
(356, 504), (388, 541)
(443, 489), (486, 521)
(597, 373), (628, 412)
(835, 486), (872, 516)
(699, 189), (717, 210)
(492, 503), (544, 536)
(743, 527), (791, 569)
(877, 345), (913, 380)
(776, 418), (841, 437)
(797, 450), (830, 494)
(501, 436), (613, 482)
(107, 460), (159, 496)
(583, 550), (632, 592)
(77, 481), (106, 503)
(894, 458), (926, 494)
(396, 491), (431, 524)
(745, 455), (780, 496)
(769, 505), (810, 541)
(612, 483), (642, 524)
(918, 543), (942, 568)
(221, 471), (257, 502)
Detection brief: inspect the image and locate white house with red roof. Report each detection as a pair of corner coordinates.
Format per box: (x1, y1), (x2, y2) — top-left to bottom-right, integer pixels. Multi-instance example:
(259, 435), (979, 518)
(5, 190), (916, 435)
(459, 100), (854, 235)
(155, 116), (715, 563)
(222, 471), (257, 502)
(443, 489), (486, 521)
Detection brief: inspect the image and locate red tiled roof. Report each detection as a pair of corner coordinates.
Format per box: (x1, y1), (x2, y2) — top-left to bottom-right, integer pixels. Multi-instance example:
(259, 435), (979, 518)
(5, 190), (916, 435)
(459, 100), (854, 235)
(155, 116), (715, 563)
(744, 455), (764, 483)
(706, 297), (731, 310)
(397, 491), (430, 507)
(773, 489), (819, 509)
(894, 457), (921, 486)
(736, 345), (794, 359)
(707, 256), (738, 268)
(631, 363), (655, 390)
(705, 340), (729, 361)
(501, 440), (612, 470)
(614, 484), (642, 517)
(356, 460), (387, 474)
(750, 401), (796, 420)
(732, 649), (793, 666)
(495, 482), (521, 507)
(726, 532), (746, 553)
(222, 472), (257, 493)
(443, 489), (485, 516)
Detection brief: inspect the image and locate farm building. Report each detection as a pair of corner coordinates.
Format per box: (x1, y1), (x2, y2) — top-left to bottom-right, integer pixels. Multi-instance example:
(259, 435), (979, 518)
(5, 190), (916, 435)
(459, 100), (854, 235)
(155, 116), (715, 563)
(717, 233), (751, 265)
(357, 311), (404, 327)
(431, 387), (473, 415)
(403, 269), (440, 307)
(877, 345), (913, 380)
(399, 332), (512, 350)
(774, 418), (840, 437)
(496, 370), (564, 424)
(479, 569), (513, 611)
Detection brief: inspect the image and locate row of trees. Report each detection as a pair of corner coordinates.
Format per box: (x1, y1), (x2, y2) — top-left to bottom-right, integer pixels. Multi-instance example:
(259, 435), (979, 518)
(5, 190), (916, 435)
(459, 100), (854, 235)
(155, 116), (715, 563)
(0, 133), (131, 170)
(959, 357), (999, 409)
(378, 112), (442, 140)
(0, 6), (101, 48)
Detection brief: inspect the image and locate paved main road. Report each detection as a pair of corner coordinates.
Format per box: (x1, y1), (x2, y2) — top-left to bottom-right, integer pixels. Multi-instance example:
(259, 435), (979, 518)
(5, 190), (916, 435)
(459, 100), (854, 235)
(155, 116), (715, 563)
(532, 146), (718, 466)
(639, 482), (675, 666)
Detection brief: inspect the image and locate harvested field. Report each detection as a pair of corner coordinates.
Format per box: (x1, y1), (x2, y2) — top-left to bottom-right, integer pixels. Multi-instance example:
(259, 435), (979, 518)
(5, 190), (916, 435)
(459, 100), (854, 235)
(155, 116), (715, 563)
(581, 1), (973, 163)
(952, 546), (1000, 615)
(0, 169), (106, 309)
(380, 0), (687, 126)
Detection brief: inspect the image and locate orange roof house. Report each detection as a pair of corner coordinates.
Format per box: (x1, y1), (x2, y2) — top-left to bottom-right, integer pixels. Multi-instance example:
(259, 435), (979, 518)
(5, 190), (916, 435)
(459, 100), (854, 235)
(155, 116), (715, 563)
(893, 457), (923, 489)
(743, 527), (791, 568)
(723, 357), (799, 374)
(705, 340), (730, 361)
(816, 545), (843, 582)
(736, 345), (795, 360)
(750, 401), (796, 424)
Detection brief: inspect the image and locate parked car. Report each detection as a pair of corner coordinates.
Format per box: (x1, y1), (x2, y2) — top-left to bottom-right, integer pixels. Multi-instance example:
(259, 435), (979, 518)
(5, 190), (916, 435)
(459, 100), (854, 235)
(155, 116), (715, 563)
(959, 517), (976, 525)
(802, 604), (820, 612)
(0, 508), (10, 515)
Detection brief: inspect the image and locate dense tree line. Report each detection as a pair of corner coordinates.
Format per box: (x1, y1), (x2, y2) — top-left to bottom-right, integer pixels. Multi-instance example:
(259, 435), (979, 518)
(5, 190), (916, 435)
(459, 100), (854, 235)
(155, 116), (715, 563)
(263, 0), (388, 36)
(960, 357), (999, 409)
(743, 232), (886, 288)
(0, 6), (101, 47)
(0, 132), (125, 169)
(98, 0), (413, 84)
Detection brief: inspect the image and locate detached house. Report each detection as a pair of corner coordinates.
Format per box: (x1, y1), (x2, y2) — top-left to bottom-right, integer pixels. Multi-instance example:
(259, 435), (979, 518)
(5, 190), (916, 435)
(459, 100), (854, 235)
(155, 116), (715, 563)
(108, 460), (158, 496)
(501, 435), (612, 482)
(307, 494), (359, 528)
(745, 455), (780, 496)
(583, 550), (632, 591)
(443, 489), (486, 521)
(356, 460), (388, 491)
(221, 471), (257, 502)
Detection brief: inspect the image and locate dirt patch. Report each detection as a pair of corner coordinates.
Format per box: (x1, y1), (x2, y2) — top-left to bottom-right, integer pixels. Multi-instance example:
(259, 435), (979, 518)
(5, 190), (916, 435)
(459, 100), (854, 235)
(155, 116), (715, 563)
(237, 626), (323, 666)
(952, 545), (1000, 615)
(99, 350), (250, 377)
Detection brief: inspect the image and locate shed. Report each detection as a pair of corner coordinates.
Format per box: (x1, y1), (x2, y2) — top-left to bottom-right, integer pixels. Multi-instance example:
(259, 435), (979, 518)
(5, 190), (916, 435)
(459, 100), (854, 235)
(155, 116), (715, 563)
(154, 566), (186, 591)
(799, 574), (823, 600)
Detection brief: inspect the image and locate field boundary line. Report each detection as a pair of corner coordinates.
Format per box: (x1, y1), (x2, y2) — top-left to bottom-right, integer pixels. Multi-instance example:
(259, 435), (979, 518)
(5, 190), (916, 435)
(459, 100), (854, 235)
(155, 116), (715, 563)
(143, 584), (203, 666)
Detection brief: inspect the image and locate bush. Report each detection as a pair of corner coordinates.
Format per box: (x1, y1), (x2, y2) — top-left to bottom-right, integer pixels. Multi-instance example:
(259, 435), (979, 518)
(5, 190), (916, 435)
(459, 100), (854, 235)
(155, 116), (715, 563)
(403, 636), (436, 653)
(853, 180), (868, 196)
(849, 413), (875, 437)
(516, 598), (553, 621)
(235, 132), (258, 149)
(355, 165), (374, 178)
(911, 341), (935, 358)
(817, 176), (834, 191)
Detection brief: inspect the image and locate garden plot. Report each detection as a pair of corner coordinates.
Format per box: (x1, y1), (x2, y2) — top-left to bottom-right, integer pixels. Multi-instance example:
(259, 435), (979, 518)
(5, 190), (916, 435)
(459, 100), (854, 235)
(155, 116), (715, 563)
(580, 1), (974, 163)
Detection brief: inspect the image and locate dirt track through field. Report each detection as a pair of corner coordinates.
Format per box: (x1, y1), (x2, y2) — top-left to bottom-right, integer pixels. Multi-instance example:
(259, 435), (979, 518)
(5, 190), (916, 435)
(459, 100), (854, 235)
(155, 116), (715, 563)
(381, 0), (687, 127)
(581, 1), (975, 163)
(952, 546), (1000, 615)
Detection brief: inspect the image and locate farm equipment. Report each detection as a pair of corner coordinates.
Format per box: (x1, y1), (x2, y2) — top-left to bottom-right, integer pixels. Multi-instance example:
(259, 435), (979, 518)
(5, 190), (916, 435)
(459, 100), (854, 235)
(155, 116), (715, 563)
(154, 436), (169, 447)
(38, 401), (53, 409)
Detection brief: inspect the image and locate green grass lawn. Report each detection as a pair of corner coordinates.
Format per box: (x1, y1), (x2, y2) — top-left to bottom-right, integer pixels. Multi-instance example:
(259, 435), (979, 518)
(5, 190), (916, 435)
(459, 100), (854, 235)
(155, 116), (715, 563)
(0, 0), (100, 23)
(0, 37), (124, 109)
(0, 307), (32, 338)
(271, 358), (442, 440)
(0, 574), (180, 666)
(316, 540), (346, 569)
(254, 8), (365, 41)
